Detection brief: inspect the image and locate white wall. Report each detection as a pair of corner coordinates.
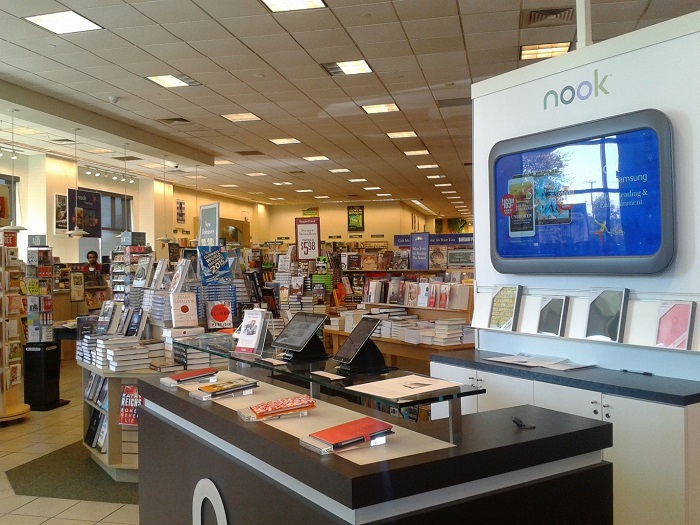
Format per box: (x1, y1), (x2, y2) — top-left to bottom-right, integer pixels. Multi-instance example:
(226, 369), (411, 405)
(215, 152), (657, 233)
(471, 12), (700, 379)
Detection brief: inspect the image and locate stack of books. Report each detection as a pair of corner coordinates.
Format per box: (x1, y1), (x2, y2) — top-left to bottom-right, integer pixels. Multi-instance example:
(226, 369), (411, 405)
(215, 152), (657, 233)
(106, 339), (150, 372)
(172, 340), (211, 370)
(301, 295), (315, 313)
(129, 287), (145, 309)
(432, 318), (468, 346)
(162, 327), (205, 361)
(288, 295), (302, 314)
(328, 316), (342, 330)
(149, 292), (172, 326)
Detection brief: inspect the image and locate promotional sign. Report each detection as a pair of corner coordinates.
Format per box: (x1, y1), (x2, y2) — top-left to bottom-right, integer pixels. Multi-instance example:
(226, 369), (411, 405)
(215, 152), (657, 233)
(198, 203), (220, 247)
(409, 232), (429, 270)
(68, 188), (102, 237)
(347, 205), (364, 231)
(295, 217), (320, 260)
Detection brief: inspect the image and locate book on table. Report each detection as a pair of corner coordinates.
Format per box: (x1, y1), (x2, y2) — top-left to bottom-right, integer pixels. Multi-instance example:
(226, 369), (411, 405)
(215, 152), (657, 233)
(309, 417), (393, 451)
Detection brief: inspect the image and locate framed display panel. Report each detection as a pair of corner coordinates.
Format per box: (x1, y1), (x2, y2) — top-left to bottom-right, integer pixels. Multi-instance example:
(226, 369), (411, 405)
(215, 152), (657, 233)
(537, 296), (569, 337)
(489, 109), (675, 274)
(655, 300), (696, 350)
(585, 288), (629, 343)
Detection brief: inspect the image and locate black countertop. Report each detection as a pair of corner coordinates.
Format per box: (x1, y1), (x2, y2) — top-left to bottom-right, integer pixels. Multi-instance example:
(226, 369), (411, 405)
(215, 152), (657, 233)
(139, 375), (611, 509)
(431, 350), (700, 406)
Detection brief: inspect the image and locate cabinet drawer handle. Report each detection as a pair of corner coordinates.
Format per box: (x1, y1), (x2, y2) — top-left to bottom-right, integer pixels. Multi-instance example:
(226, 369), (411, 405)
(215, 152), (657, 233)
(590, 400), (599, 405)
(468, 376), (475, 381)
(602, 404), (610, 408)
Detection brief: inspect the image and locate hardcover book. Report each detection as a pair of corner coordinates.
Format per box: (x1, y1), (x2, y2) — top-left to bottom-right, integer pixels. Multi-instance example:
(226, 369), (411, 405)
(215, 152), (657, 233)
(308, 417), (393, 451)
(585, 288), (629, 343)
(118, 385), (143, 426)
(150, 259), (168, 290)
(206, 300), (234, 329)
(248, 394), (316, 419)
(655, 300), (696, 350)
(168, 258), (191, 294)
(235, 309), (265, 354)
(488, 285), (523, 331)
(170, 292), (198, 328)
(197, 378), (258, 397)
(132, 255), (154, 288)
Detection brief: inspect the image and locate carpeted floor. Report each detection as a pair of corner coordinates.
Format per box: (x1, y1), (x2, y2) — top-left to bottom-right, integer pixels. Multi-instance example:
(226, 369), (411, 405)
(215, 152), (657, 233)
(6, 441), (139, 504)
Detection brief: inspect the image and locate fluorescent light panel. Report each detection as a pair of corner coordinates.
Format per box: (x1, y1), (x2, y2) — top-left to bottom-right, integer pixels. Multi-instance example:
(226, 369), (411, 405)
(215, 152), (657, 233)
(185, 175), (206, 179)
(245, 172), (267, 177)
(314, 196), (330, 199)
(348, 178), (367, 182)
(296, 189), (313, 193)
(329, 168), (350, 173)
(25, 11), (102, 34)
(261, 0), (326, 13)
(219, 184), (239, 188)
(270, 138), (300, 144)
(221, 112), (261, 122)
(273, 182), (293, 186)
(364, 186), (380, 190)
(322, 60), (372, 76)
(521, 42), (570, 60)
(303, 156), (329, 161)
(147, 74), (200, 87)
(404, 150), (429, 156)
(434, 183), (452, 187)
(387, 131), (417, 139)
(426, 175), (445, 179)
(362, 103), (399, 114)
(376, 193), (392, 196)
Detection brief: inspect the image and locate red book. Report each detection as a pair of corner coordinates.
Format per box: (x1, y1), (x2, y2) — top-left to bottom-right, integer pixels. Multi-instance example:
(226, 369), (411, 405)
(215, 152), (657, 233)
(309, 417), (393, 450)
(167, 367), (218, 383)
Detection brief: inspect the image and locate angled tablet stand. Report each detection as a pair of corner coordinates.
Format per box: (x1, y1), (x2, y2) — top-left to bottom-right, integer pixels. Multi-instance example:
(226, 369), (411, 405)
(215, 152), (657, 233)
(336, 338), (386, 375)
(281, 335), (328, 362)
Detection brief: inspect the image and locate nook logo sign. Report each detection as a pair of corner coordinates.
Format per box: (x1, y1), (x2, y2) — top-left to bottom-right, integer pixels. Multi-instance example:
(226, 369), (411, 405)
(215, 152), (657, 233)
(543, 69), (611, 110)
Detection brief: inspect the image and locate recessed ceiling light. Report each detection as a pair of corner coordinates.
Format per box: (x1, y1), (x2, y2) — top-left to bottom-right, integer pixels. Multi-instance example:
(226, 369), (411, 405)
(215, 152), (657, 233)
(329, 168), (350, 173)
(221, 112), (261, 122)
(25, 11), (102, 34)
(185, 175), (206, 179)
(147, 74), (201, 88)
(273, 182), (293, 186)
(426, 175), (445, 179)
(111, 175), (118, 180)
(261, 0), (326, 13)
(362, 103), (399, 114)
(219, 184), (239, 188)
(269, 197), (286, 200)
(296, 189), (313, 193)
(441, 190), (457, 194)
(303, 155), (329, 161)
(454, 205), (468, 208)
(417, 164), (439, 169)
(404, 150), (429, 156)
(215, 159), (232, 165)
(142, 163), (163, 169)
(315, 195), (330, 199)
(83, 147), (113, 154)
(387, 131), (417, 139)
(376, 193), (392, 197)
(348, 178), (367, 182)
(270, 138), (300, 145)
(521, 42), (571, 60)
(249, 191), (264, 195)
(434, 183), (452, 187)
(446, 196), (461, 199)
(245, 172), (267, 177)
(452, 201), (464, 204)
(12, 127), (42, 136)
(322, 59), (372, 76)
(364, 186), (380, 190)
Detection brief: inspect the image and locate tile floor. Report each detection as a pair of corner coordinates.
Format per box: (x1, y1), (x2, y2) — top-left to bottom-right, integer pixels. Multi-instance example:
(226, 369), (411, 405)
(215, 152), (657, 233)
(0, 360), (139, 524)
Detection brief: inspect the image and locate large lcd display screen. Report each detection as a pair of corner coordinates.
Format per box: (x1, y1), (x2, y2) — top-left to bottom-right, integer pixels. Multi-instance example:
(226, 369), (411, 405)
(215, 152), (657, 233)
(489, 109), (675, 274)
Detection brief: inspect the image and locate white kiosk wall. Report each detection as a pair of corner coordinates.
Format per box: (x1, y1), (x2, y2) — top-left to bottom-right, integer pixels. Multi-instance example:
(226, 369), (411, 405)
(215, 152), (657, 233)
(471, 12), (700, 380)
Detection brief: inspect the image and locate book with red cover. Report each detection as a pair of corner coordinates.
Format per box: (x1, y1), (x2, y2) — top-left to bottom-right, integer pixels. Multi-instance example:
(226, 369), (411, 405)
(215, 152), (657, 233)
(248, 394), (315, 418)
(167, 367), (217, 382)
(309, 417), (393, 450)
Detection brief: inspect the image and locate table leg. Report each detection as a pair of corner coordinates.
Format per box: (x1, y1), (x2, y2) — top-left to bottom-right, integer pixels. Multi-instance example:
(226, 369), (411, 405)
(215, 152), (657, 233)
(448, 397), (462, 444)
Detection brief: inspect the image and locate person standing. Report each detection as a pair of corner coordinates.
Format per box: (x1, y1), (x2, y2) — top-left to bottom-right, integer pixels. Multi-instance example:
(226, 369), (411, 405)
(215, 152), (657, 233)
(82, 250), (102, 272)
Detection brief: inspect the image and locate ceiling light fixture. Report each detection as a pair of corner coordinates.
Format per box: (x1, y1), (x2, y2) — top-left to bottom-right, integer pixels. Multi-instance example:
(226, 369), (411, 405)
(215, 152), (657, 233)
(303, 156), (329, 162)
(348, 178), (367, 182)
(269, 138), (300, 145)
(410, 199), (438, 216)
(404, 150), (429, 156)
(361, 103), (399, 114)
(156, 157), (174, 243)
(66, 128), (88, 238)
(1, 110), (26, 232)
(146, 74), (201, 88)
(221, 112), (261, 122)
(25, 11), (102, 34)
(261, 0), (326, 13)
(245, 172), (267, 177)
(417, 164), (439, 169)
(322, 59), (372, 76)
(521, 42), (571, 60)
(329, 168), (350, 173)
(387, 131), (417, 139)
(363, 186), (380, 191)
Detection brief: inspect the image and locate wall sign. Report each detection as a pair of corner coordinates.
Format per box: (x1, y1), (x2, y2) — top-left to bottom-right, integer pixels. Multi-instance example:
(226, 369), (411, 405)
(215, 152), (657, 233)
(347, 205), (364, 232)
(295, 217), (320, 260)
(410, 232), (429, 270)
(198, 203), (220, 247)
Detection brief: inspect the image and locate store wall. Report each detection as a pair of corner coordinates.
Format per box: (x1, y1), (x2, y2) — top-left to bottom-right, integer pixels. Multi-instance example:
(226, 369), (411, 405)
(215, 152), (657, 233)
(266, 201), (426, 247)
(470, 12), (700, 379)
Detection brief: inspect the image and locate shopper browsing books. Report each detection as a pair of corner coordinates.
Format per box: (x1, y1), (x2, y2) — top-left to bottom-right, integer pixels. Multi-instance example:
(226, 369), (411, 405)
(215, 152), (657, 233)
(82, 250), (102, 272)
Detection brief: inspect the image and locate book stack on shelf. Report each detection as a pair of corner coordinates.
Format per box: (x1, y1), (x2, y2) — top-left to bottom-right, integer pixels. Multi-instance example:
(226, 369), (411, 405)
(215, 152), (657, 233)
(183, 281), (207, 324)
(25, 246), (54, 343)
(432, 318), (468, 346)
(161, 326), (205, 365)
(101, 338), (150, 372)
(172, 339), (212, 370)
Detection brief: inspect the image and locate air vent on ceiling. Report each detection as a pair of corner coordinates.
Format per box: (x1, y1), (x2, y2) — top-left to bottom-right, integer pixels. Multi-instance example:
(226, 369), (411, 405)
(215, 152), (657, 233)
(436, 97), (472, 108)
(167, 169), (187, 174)
(522, 8), (575, 28)
(347, 194), (359, 198)
(156, 117), (191, 125)
(287, 170), (305, 174)
(237, 150), (263, 156)
(50, 138), (78, 144)
(113, 155), (142, 162)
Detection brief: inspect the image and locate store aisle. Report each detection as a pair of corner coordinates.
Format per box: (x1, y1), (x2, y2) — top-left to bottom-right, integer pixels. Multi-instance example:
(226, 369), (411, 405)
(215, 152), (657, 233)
(0, 360), (139, 524)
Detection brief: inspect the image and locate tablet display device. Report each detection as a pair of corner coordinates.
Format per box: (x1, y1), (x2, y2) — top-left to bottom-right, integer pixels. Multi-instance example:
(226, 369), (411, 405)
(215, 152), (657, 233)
(333, 317), (382, 365)
(273, 312), (327, 353)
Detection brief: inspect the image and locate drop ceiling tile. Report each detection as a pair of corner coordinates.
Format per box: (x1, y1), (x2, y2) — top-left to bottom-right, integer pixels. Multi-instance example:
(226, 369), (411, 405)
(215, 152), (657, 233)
(331, 2), (398, 27)
(111, 25), (181, 46)
(345, 22), (406, 44)
(212, 53), (269, 71)
(218, 15), (285, 38)
(520, 26), (576, 44)
(461, 11), (520, 34)
(95, 47), (159, 66)
(78, 4), (154, 29)
(416, 51), (468, 69)
(394, 0), (458, 20)
(368, 55), (420, 73)
(465, 29), (519, 51)
(470, 60), (518, 79)
(189, 38), (249, 57)
(239, 33), (300, 54)
(358, 39), (413, 59)
(3, 54), (70, 72)
(430, 84), (471, 100)
(409, 35), (465, 55)
(423, 67), (471, 85)
(0, 17), (66, 41)
(468, 46), (518, 64)
(167, 57), (226, 76)
(591, 1), (647, 22)
(275, 64), (327, 80)
(61, 29), (135, 50)
(457, 0), (520, 13)
(292, 28), (355, 49)
(38, 68), (98, 84)
(522, 0), (575, 8)
(403, 16), (462, 39)
(645, 0), (699, 18)
(52, 51), (115, 69)
(131, 0), (211, 24)
(259, 50), (317, 69)
(14, 36), (85, 55)
(140, 42), (204, 61)
(162, 20), (234, 42)
(274, 9), (343, 32)
(58, 78), (120, 94)
(593, 21), (638, 41)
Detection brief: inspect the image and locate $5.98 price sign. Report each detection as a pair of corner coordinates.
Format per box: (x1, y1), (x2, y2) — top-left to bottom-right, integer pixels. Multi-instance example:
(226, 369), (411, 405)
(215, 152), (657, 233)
(295, 217), (321, 260)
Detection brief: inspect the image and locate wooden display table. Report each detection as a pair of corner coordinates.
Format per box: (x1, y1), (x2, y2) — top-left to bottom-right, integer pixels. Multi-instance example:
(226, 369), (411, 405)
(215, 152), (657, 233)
(324, 328), (473, 374)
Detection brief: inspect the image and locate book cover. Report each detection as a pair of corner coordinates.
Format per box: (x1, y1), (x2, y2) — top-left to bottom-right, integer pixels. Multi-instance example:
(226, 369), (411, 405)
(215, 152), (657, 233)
(488, 285), (523, 331)
(124, 308), (148, 338)
(585, 288), (629, 343)
(289, 276), (304, 297)
(309, 416), (393, 450)
(346, 253), (361, 270)
(235, 309), (264, 353)
(168, 258), (191, 294)
(95, 416), (108, 453)
(198, 378), (258, 396)
(416, 282), (430, 307)
(429, 246), (448, 270)
(95, 300), (115, 335)
(85, 408), (103, 447)
(106, 301), (125, 334)
(438, 283), (450, 309)
(149, 358), (184, 373)
(206, 300), (234, 329)
(361, 253), (378, 271)
(170, 292), (198, 328)
(150, 259), (168, 290)
(198, 246), (232, 286)
(132, 255), (154, 288)
(118, 385), (143, 426)
(405, 282), (420, 306)
(655, 300), (696, 350)
(248, 394), (315, 418)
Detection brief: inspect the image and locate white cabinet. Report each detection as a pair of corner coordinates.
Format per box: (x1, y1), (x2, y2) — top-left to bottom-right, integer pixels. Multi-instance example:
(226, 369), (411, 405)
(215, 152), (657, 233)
(430, 363), (533, 418)
(534, 381), (700, 525)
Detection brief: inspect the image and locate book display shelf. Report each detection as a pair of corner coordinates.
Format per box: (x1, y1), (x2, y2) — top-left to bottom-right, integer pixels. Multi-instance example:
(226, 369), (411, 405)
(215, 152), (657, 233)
(78, 360), (161, 482)
(0, 239), (30, 423)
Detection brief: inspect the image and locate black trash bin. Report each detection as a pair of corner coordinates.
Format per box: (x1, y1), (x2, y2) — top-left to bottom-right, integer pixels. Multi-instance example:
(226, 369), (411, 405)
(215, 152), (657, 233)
(23, 342), (66, 411)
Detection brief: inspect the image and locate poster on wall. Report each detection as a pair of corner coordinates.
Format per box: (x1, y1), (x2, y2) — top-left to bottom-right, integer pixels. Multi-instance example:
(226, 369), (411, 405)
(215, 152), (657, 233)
(295, 217), (320, 260)
(176, 199), (185, 224)
(198, 203), (219, 247)
(55, 194), (68, 232)
(0, 184), (9, 227)
(409, 232), (429, 270)
(347, 205), (364, 232)
(68, 189), (102, 237)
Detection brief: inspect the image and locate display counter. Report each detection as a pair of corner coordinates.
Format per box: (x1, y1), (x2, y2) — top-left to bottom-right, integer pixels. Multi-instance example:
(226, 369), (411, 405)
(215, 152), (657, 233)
(138, 372), (612, 524)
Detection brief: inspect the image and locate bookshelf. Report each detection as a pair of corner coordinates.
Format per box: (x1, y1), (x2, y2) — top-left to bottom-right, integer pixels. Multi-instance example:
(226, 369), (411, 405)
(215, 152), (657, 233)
(0, 242), (30, 422)
(78, 361), (159, 482)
